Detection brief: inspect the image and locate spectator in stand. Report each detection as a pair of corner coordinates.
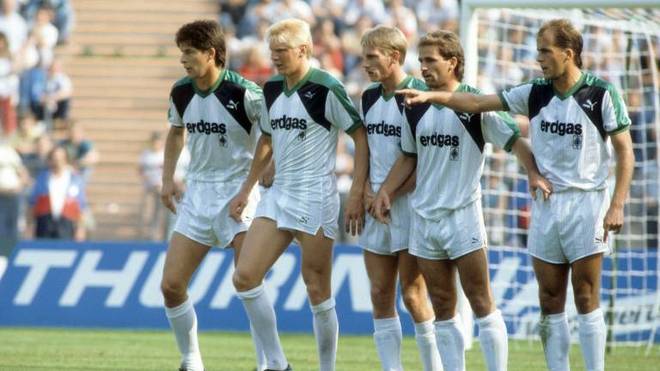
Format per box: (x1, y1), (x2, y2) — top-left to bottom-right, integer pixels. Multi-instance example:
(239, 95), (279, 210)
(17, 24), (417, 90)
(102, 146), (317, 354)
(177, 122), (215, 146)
(26, 2), (58, 69)
(21, 0), (74, 45)
(0, 32), (18, 135)
(58, 122), (98, 182)
(29, 145), (87, 240)
(137, 131), (166, 241)
(0, 137), (29, 247)
(36, 58), (71, 122)
(237, 45), (273, 87)
(0, 0), (27, 57)
(21, 131), (52, 178)
(10, 111), (45, 156)
(415, 0), (459, 34)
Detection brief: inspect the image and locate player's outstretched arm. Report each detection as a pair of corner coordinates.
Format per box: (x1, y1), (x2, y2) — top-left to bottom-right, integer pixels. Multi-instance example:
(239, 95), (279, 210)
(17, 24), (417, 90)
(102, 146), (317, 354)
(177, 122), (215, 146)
(229, 135), (273, 222)
(345, 126), (369, 236)
(161, 126), (185, 214)
(510, 138), (553, 201)
(373, 155), (416, 224)
(603, 130), (634, 242)
(396, 89), (504, 114)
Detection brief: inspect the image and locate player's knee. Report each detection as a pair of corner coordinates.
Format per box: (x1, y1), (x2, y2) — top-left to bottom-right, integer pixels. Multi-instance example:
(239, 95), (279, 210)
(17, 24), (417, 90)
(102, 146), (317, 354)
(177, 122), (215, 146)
(370, 284), (395, 311)
(232, 268), (258, 292)
(401, 287), (424, 312)
(468, 296), (493, 318)
(160, 278), (186, 302)
(538, 291), (566, 314)
(574, 291), (599, 313)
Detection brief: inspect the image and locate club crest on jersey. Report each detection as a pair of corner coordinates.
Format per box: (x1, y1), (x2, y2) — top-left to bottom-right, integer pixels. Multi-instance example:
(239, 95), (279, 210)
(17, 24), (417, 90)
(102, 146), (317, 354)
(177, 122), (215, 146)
(450, 146), (459, 161)
(582, 99), (597, 111)
(219, 134), (228, 147)
(297, 130), (306, 142)
(572, 133), (582, 150)
(226, 99), (239, 110)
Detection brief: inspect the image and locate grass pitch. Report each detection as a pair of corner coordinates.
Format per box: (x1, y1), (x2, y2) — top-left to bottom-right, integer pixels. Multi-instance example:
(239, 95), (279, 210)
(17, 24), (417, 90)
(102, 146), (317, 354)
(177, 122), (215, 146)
(1, 328), (658, 370)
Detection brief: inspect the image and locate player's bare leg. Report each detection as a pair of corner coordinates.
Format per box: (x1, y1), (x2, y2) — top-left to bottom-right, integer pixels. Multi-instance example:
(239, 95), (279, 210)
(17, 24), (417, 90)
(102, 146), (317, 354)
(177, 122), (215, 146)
(455, 249), (508, 371)
(418, 258), (464, 371)
(233, 218), (293, 371)
(364, 250), (403, 370)
(533, 257), (570, 371)
(296, 228), (337, 371)
(161, 233), (212, 371)
(572, 253), (606, 371)
(398, 251), (442, 371)
(230, 232), (266, 371)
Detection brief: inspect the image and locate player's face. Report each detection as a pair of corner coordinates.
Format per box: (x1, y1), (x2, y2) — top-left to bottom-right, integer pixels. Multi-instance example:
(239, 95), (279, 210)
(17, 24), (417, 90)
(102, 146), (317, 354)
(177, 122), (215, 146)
(178, 42), (214, 79)
(536, 30), (571, 79)
(418, 45), (456, 90)
(269, 41), (306, 77)
(361, 46), (395, 82)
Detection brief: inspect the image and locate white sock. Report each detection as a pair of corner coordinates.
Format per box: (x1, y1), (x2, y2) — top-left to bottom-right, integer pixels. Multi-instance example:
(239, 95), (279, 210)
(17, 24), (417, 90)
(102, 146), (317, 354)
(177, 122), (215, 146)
(539, 312), (570, 371)
(311, 298), (339, 371)
(435, 315), (466, 371)
(373, 317), (403, 371)
(237, 284), (288, 370)
(578, 308), (606, 371)
(250, 322), (267, 371)
(477, 309), (508, 371)
(165, 298), (204, 371)
(414, 319), (442, 371)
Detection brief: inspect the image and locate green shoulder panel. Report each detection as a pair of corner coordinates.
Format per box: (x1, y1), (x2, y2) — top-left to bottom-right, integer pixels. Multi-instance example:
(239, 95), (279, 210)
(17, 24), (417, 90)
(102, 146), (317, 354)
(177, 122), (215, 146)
(171, 76), (193, 90)
(309, 68), (362, 128)
(224, 70), (263, 95)
(408, 77), (428, 91)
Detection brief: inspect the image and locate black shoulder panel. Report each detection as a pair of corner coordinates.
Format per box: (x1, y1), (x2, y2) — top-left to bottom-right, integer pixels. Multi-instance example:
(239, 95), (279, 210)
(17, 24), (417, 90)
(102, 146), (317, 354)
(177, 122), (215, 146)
(214, 80), (252, 134)
(528, 83), (555, 121)
(361, 86), (381, 117)
(264, 80), (284, 110)
(170, 82), (195, 119)
(298, 82), (332, 131)
(455, 111), (484, 152)
(404, 103), (431, 138)
(573, 85), (607, 141)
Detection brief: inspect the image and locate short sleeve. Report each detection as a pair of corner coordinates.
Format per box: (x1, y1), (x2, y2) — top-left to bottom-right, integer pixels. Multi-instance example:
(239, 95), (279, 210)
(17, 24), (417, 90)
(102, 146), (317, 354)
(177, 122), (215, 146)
(602, 85), (631, 135)
(168, 96), (183, 127)
(401, 113), (417, 156)
(244, 88), (266, 134)
(482, 111), (520, 152)
(325, 84), (362, 134)
(498, 83), (532, 116)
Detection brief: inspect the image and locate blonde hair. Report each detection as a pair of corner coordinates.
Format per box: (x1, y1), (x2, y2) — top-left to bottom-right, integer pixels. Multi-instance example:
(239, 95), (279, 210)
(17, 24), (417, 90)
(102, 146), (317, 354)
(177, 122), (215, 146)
(361, 26), (407, 64)
(267, 19), (313, 58)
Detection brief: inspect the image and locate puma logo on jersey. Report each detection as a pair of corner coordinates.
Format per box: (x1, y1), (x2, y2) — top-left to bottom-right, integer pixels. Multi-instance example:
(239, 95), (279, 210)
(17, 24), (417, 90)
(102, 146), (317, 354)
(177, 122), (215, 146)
(582, 99), (596, 111)
(460, 113), (474, 121)
(303, 91), (315, 99)
(226, 100), (239, 110)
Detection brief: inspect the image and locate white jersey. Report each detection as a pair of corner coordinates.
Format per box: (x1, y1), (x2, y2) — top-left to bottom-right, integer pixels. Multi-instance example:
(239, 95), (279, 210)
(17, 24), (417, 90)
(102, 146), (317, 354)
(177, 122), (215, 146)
(361, 75), (426, 186)
(498, 72), (630, 192)
(262, 67), (362, 197)
(168, 70), (264, 182)
(402, 84), (520, 219)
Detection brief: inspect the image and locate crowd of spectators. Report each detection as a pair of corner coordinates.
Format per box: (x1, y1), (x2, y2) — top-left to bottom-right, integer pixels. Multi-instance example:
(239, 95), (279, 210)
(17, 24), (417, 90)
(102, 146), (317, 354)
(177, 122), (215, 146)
(0, 0), (85, 244)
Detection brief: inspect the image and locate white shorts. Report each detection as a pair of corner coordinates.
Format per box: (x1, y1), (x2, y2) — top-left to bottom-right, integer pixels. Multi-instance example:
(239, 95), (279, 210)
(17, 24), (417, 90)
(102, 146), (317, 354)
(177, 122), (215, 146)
(255, 183), (340, 240)
(173, 180), (258, 248)
(410, 200), (487, 260)
(528, 188), (610, 264)
(358, 193), (411, 255)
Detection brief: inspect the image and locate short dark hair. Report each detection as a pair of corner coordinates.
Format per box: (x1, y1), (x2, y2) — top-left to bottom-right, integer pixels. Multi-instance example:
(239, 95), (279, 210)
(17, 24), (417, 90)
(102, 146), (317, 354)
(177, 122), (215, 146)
(175, 20), (226, 68)
(538, 19), (583, 68)
(418, 30), (464, 81)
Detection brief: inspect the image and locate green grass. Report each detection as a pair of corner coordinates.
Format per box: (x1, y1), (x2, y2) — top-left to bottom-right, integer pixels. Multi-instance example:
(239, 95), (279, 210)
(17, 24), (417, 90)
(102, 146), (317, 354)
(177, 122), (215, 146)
(1, 328), (658, 370)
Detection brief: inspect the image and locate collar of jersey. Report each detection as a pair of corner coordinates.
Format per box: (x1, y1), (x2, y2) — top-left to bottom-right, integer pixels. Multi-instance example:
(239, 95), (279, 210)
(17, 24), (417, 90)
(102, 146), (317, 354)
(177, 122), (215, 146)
(552, 71), (585, 101)
(382, 75), (413, 101)
(193, 69), (226, 97)
(283, 67), (314, 96)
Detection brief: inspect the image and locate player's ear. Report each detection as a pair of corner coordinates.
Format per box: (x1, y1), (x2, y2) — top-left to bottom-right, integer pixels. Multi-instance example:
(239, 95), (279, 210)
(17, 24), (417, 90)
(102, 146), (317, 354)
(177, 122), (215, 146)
(564, 48), (574, 65)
